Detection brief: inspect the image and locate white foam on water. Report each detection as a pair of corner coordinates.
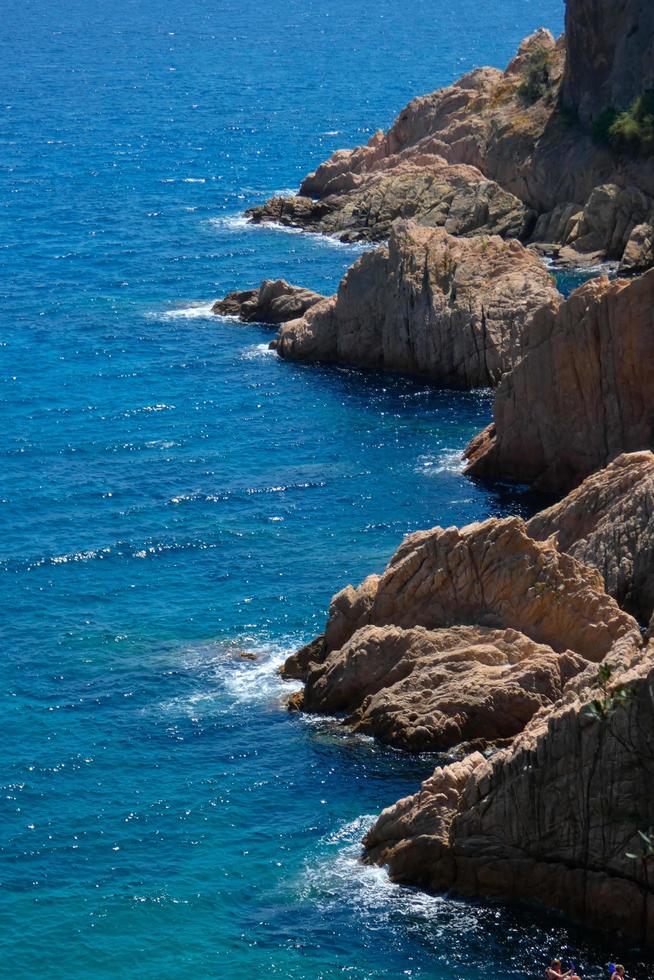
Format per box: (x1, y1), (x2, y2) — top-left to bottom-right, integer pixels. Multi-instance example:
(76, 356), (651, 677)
(49, 546), (112, 566)
(209, 214), (250, 231)
(156, 637), (302, 719)
(218, 639), (302, 704)
(300, 814), (461, 928)
(240, 343), (276, 361)
(153, 302), (217, 320)
(416, 448), (465, 477)
(209, 213), (376, 253)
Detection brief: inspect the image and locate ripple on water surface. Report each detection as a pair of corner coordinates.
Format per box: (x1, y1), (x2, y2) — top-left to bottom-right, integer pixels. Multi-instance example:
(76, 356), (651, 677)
(3, 0), (653, 976)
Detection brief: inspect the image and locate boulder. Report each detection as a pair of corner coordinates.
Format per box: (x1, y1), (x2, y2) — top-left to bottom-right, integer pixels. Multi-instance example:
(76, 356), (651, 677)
(212, 278), (325, 324)
(271, 222), (559, 387)
(527, 451), (654, 623)
(465, 269), (654, 493)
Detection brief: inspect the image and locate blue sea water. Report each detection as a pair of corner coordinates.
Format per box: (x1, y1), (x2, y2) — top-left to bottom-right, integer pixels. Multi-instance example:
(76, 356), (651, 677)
(2, 1), (652, 977)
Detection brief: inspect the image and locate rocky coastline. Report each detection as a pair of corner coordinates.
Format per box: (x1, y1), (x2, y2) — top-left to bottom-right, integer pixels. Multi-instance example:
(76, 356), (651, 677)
(213, 0), (654, 948)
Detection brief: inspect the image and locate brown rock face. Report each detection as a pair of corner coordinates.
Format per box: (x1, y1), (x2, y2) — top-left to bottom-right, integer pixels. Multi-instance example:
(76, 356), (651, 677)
(465, 269), (654, 493)
(364, 642), (654, 945)
(301, 624), (586, 752)
(212, 279), (324, 324)
(318, 517), (639, 662)
(527, 452), (654, 623)
(561, 0), (654, 125)
(271, 222), (559, 388)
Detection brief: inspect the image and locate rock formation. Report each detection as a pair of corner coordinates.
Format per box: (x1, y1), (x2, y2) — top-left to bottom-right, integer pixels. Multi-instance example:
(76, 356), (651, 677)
(561, 0), (654, 125)
(248, 17), (654, 269)
(298, 624), (586, 752)
(271, 222), (559, 387)
(527, 452), (654, 624)
(247, 162), (534, 244)
(363, 638), (654, 945)
(283, 516), (640, 750)
(212, 279), (325, 324)
(465, 268), (654, 493)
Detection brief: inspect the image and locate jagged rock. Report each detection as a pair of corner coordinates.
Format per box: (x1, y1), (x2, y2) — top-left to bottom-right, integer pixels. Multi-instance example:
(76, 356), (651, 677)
(283, 517), (640, 750)
(527, 452), (654, 623)
(316, 517), (639, 662)
(363, 639), (654, 945)
(559, 184), (654, 265)
(247, 162), (534, 244)
(271, 222), (559, 387)
(561, 0), (654, 125)
(299, 623), (586, 752)
(465, 269), (654, 493)
(212, 279), (325, 324)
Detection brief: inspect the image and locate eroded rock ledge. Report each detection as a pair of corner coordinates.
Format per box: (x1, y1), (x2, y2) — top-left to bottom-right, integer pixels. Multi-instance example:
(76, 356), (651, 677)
(271, 222), (559, 388)
(283, 516), (639, 752)
(281, 458), (654, 941)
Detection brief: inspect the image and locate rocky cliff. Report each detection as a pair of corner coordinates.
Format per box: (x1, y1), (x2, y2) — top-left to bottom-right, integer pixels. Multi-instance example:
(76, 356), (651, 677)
(561, 0), (654, 125)
(363, 638), (654, 945)
(247, 12), (654, 270)
(465, 268), (654, 493)
(271, 222), (559, 387)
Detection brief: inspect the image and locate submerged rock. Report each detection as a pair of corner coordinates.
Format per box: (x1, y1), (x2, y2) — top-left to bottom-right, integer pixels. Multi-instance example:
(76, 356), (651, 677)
(363, 638), (654, 945)
(271, 222), (559, 387)
(465, 268), (654, 493)
(212, 279), (325, 324)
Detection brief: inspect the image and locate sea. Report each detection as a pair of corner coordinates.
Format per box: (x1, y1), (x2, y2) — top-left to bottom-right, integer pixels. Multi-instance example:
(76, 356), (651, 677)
(2, 0), (651, 977)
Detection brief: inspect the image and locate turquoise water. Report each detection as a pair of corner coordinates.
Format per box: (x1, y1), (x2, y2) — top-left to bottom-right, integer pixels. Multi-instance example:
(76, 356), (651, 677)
(2, 1), (652, 977)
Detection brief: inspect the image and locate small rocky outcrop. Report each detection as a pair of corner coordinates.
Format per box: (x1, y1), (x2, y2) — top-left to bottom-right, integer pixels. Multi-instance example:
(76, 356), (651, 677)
(533, 184), (654, 270)
(363, 638), (654, 945)
(297, 624), (586, 752)
(561, 0), (654, 125)
(271, 222), (559, 387)
(527, 452), (654, 624)
(212, 279), (325, 324)
(465, 268), (654, 493)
